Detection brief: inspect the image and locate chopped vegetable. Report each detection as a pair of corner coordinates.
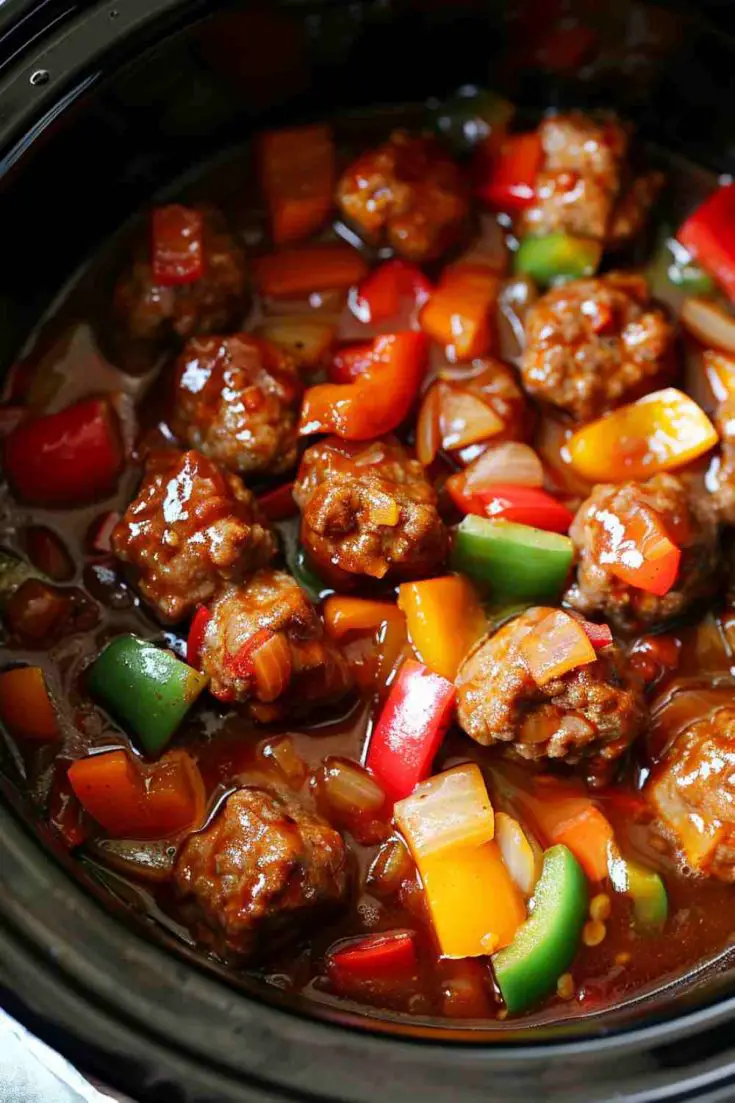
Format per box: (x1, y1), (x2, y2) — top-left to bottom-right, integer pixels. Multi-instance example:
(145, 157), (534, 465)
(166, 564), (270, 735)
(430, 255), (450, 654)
(88, 635), (208, 756)
(420, 266), (499, 362)
(514, 784), (615, 882)
(0, 666), (59, 741)
(255, 319), (336, 369)
(4, 397), (123, 506)
(327, 930), (418, 991)
(237, 629), (292, 702)
(86, 511), (120, 556)
(89, 837), (177, 884)
(253, 244), (368, 299)
(68, 748), (205, 839)
(256, 481), (297, 522)
(461, 441), (545, 493)
(493, 845), (587, 1013)
(351, 259), (432, 324)
(397, 575), (486, 680)
(323, 596), (403, 639)
(608, 849), (668, 933)
(299, 332), (428, 440)
(494, 812), (539, 897)
(567, 389), (718, 483)
(678, 183), (735, 304)
(328, 342), (374, 384)
(0, 549), (45, 604)
(601, 501), (682, 597)
(396, 764), (524, 958)
(151, 205), (204, 286)
(514, 233), (602, 286)
(582, 621), (613, 650)
(476, 132), (542, 211)
(186, 605), (212, 667)
(258, 124), (335, 245)
(23, 526), (74, 582)
(451, 516), (574, 602)
(437, 383), (505, 449)
(449, 482), (574, 534)
(665, 237), (715, 296)
(432, 86), (514, 155)
(519, 609), (597, 686)
(681, 297), (735, 354)
(394, 764), (495, 858)
(366, 659), (455, 803)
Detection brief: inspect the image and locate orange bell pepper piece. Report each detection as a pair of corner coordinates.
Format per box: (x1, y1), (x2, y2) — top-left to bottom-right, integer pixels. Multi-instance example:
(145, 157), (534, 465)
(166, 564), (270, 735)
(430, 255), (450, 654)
(258, 124), (335, 245)
(567, 388), (718, 483)
(68, 749), (205, 839)
(323, 596), (403, 639)
(510, 783), (614, 882)
(420, 265), (499, 362)
(397, 575), (486, 680)
(0, 666), (59, 740)
(253, 243), (368, 299)
(299, 332), (429, 440)
(518, 609), (597, 687)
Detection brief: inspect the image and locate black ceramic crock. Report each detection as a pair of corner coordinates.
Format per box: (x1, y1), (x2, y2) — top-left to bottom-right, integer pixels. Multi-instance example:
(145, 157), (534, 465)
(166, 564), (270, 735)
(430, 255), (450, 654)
(3, 2), (735, 1099)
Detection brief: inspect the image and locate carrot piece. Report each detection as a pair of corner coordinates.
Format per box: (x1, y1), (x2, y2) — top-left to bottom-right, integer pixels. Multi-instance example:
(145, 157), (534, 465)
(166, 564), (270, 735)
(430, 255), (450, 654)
(253, 244), (368, 299)
(0, 666), (59, 741)
(397, 576), (486, 681)
(420, 266), (499, 362)
(551, 807), (615, 882)
(259, 124), (335, 245)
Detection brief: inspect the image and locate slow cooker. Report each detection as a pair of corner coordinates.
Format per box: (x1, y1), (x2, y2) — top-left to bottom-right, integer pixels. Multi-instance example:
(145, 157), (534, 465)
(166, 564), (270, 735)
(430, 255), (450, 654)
(3, 1), (735, 1098)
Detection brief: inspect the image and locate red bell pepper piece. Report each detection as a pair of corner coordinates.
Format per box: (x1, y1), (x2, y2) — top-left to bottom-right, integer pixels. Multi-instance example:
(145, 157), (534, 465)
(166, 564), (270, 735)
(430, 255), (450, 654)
(366, 659), (455, 803)
(257, 481), (297, 521)
(151, 205), (205, 286)
(476, 132), (542, 211)
(603, 504), (682, 597)
(447, 480), (574, 535)
(228, 627), (275, 680)
(4, 397), (123, 506)
(351, 259), (433, 325)
(327, 930), (418, 991)
(580, 621), (613, 650)
(187, 605), (212, 667)
(86, 510), (121, 555)
(678, 185), (735, 304)
(299, 332), (428, 440)
(328, 343), (375, 384)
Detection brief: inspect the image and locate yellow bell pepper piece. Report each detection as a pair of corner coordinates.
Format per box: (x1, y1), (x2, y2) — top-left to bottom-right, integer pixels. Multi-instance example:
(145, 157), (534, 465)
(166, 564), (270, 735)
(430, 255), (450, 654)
(323, 596), (403, 639)
(397, 575), (486, 681)
(420, 841), (526, 958)
(567, 388), (718, 483)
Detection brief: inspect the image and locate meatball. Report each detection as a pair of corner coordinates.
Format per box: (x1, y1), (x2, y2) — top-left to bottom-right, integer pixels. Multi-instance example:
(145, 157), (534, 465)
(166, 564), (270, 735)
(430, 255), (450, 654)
(175, 786), (349, 960)
(171, 334), (302, 478)
(111, 450), (275, 623)
(647, 707), (735, 881)
(197, 569), (352, 719)
(113, 205), (247, 360)
(522, 273), (673, 421)
(336, 130), (469, 262)
(565, 474), (719, 632)
(293, 436), (447, 586)
(455, 607), (645, 776)
(709, 396), (735, 526)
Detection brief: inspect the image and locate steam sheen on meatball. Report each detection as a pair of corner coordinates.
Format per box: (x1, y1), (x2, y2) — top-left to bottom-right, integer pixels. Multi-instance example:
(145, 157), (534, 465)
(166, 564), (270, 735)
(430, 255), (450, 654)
(455, 607), (645, 778)
(565, 474), (719, 632)
(647, 706), (735, 882)
(293, 436), (447, 587)
(522, 273), (673, 422)
(111, 450), (275, 623)
(197, 569), (352, 720)
(336, 130), (469, 262)
(175, 786), (350, 960)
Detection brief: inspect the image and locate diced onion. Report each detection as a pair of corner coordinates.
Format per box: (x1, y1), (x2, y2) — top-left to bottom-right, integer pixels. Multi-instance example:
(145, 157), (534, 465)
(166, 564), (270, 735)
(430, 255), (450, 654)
(494, 812), (539, 897)
(463, 441), (544, 491)
(368, 837), (413, 896)
(251, 631), (293, 702)
(416, 384), (441, 467)
(395, 762), (494, 860)
(681, 297), (735, 354)
(320, 757), (387, 816)
(519, 610), (597, 687)
(438, 384), (505, 450)
(260, 735), (308, 788)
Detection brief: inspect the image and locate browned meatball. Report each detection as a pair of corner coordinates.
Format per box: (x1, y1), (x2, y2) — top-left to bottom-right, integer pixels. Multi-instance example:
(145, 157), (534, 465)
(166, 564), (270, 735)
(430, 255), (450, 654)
(708, 380), (735, 525)
(293, 436), (447, 587)
(171, 334), (302, 478)
(455, 607), (645, 778)
(565, 474), (719, 632)
(113, 206), (246, 359)
(647, 707), (735, 881)
(522, 273), (674, 421)
(197, 569), (352, 719)
(175, 786), (349, 960)
(111, 450), (275, 623)
(336, 131), (469, 262)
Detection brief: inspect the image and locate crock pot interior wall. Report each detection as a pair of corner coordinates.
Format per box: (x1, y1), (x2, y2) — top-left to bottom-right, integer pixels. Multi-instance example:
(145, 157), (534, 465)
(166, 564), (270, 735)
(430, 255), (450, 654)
(4, 1), (735, 1099)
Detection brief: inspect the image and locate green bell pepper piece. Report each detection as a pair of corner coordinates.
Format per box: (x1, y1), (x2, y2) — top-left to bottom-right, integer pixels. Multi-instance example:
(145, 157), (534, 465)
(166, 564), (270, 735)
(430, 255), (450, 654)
(88, 635), (207, 756)
(626, 859), (668, 932)
(493, 844), (587, 1014)
(450, 516), (574, 602)
(280, 521), (329, 603)
(430, 85), (515, 155)
(514, 232), (602, 287)
(666, 236), (716, 296)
